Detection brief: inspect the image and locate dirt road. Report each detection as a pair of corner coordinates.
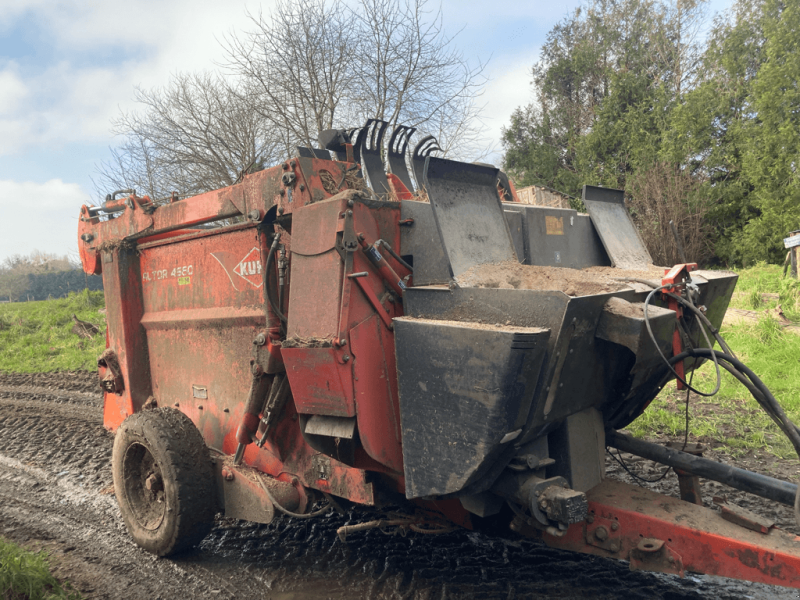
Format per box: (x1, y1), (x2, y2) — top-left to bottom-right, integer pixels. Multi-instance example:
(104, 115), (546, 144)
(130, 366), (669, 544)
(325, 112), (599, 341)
(0, 372), (796, 599)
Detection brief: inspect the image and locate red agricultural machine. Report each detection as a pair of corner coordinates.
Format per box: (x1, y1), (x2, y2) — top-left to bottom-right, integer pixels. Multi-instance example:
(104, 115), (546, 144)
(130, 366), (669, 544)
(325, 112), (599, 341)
(79, 119), (800, 588)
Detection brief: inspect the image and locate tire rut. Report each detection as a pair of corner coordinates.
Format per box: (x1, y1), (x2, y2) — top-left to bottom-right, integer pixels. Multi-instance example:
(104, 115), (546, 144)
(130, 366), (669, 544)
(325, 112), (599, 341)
(0, 373), (796, 599)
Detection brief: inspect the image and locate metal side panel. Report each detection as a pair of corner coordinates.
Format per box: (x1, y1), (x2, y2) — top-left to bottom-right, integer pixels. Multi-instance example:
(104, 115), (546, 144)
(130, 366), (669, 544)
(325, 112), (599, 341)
(582, 185), (652, 270)
(424, 156), (517, 278)
(508, 204), (610, 268)
(504, 209), (527, 264)
(394, 317), (549, 499)
(399, 201), (451, 286)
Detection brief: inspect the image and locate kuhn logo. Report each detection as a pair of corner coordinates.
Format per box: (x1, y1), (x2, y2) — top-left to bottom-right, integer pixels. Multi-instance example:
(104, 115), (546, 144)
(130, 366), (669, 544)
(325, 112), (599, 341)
(211, 247), (263, 290)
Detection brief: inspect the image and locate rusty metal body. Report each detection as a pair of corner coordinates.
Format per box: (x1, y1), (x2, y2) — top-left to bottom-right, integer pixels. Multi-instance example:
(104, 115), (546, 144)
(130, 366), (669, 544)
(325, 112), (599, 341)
(80, 122), (800, 588)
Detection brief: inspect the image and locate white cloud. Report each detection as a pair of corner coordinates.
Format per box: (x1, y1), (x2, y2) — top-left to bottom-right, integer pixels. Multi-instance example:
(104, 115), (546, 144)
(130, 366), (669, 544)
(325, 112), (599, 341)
(0, 0), (266, 156)
(0, 67), (28, 115)
(0, 179), (91, 259)
(479, 56), (538, 166)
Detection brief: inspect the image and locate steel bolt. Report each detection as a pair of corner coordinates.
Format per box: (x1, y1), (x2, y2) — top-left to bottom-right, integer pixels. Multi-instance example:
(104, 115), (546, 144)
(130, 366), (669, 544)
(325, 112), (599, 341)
(291, 477), (299, 486)
(586, 515), (594, 524)
(222, 467), (235, 481)
(347, 199), (354, 207)
(611, 521), (619, 532)
(594, 526), (609, 541)
(282, 162), (288, 170)
(299, 184), (305, 191)
(342, 355), (350, 363)
(248, 209), (261, 221)
(278, 206), (285, 214)
(290, 161), (296, 168)
(347, 210), (353, 216)
(81, 233), (94, 243)
(254, 333), (267, 346)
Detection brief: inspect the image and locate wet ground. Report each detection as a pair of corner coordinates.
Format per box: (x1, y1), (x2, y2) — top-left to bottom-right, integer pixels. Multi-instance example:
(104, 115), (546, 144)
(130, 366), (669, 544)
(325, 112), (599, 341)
(0, 371), (797, 599)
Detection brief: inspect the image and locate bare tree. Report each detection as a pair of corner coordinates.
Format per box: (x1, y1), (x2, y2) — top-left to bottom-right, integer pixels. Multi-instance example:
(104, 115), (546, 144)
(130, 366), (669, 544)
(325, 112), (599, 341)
(100, 0), (488, 201)
(96, 72), (281, 201)
(350, 0), (487, 156)
(222, 0), (358, 155)
(223, 0), (487, 158)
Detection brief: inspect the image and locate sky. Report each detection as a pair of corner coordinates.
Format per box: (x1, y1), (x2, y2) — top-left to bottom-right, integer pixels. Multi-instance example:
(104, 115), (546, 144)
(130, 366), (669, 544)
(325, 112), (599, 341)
(0, 0), (735, 264)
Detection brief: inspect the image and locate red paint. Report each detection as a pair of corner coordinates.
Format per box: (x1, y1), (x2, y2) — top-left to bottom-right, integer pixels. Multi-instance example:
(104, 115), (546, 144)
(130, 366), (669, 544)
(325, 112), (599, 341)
(545, 479), (800, 588)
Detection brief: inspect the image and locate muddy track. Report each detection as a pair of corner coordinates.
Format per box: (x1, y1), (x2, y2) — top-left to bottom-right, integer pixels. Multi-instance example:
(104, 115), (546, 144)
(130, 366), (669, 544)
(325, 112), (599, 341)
(0, 372), (796, 599)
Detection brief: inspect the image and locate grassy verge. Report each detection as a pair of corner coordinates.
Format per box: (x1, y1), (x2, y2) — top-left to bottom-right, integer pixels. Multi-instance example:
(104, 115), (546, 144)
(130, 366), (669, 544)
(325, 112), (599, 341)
(0, 537), (81, 599)
(0, 290), (106, 372)
(629, 264), (800, 459)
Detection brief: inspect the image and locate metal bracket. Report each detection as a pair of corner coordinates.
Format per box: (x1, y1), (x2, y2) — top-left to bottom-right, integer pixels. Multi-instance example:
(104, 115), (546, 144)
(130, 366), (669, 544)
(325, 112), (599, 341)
(97, 349), (124, 395)
(629, 538), (684, 577)
(336, 209), (359, 346)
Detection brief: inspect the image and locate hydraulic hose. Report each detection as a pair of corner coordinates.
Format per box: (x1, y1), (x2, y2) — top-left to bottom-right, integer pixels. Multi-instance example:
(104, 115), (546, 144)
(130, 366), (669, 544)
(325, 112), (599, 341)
(636, 274), (800, 525)
(644, 284), (721, 396)
(668, 348), (800, 526)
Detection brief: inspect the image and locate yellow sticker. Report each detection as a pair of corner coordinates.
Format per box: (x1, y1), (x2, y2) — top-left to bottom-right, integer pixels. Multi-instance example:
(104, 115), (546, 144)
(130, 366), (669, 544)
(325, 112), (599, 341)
(178, 276), (191, 286)
(545, 216), (564, 235)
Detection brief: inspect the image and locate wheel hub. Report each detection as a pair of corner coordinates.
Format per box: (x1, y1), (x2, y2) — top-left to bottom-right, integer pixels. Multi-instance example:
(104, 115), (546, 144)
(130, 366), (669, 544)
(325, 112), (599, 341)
(122, 442), (166, 531)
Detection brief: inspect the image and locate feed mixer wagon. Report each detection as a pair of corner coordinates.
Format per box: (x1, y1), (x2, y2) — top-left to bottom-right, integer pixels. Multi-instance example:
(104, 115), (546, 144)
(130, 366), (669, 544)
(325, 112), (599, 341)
(77, 119), (800, 588)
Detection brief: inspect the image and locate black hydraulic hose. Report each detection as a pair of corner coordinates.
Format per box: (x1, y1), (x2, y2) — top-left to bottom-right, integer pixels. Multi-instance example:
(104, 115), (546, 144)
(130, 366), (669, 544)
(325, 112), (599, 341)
(644, 284), (721, 396)
(669, 348), (800, 524)
(265, 234), (287, 323)
(664, 291), (737, 359)
(669, 349), (800, 454)
(616, 275), (736, 358)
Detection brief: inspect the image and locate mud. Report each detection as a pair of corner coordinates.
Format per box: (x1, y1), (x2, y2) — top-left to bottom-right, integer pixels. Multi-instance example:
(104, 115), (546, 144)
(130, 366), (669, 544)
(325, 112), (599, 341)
(456, 261), (667, 297)
(394, 317), (548, 332)
(0, 370), (797, 599)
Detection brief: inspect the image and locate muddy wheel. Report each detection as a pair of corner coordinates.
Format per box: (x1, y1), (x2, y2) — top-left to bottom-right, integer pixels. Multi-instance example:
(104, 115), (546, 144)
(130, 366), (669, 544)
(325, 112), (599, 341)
(112, 408), (215, 556)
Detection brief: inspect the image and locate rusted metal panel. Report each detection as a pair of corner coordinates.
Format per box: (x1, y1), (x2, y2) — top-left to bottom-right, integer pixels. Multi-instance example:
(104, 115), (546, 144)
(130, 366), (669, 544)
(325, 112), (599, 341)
(545, 479), (800, 588)
(282, 347), (355, 417)
(101, 247), (152, 430)
(350, 315), (403, 473)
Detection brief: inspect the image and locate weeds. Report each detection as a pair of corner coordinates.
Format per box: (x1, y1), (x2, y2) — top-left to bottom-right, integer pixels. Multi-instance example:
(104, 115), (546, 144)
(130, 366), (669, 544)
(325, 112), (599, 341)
(746, 288), (762, 309)
(0, 538), (82, 599)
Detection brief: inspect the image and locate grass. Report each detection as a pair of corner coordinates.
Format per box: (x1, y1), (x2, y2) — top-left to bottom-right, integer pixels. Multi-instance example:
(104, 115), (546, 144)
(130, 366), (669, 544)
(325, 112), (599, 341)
(0, 290), (106, 372)
(0, 537), (82, 599)
(629, 263), (800, 459)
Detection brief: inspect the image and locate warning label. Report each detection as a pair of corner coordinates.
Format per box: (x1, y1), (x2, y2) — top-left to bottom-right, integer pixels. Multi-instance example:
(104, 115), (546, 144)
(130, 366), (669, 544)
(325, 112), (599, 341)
(545, 216), (564, 235)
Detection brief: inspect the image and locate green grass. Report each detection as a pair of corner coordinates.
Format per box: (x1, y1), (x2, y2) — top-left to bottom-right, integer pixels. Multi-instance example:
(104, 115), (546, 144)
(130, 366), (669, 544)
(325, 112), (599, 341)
(0, 537), (82, 599)
(0, 290), (106, 372)
(629, 264), (800, 459)
(727, 261), (800, 320)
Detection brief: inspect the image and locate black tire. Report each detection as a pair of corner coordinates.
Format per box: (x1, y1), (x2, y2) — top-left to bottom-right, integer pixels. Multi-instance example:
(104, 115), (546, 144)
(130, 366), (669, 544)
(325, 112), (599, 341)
(112, 408), (216, 556)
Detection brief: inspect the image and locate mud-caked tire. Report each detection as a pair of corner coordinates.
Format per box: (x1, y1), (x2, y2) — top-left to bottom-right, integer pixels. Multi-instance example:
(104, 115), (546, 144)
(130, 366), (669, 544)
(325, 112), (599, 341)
(112, 408), (216, 556)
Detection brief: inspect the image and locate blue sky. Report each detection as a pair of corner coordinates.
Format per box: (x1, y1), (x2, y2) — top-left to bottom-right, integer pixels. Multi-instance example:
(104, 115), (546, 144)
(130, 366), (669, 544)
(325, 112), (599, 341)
(0, 0), (734, 263)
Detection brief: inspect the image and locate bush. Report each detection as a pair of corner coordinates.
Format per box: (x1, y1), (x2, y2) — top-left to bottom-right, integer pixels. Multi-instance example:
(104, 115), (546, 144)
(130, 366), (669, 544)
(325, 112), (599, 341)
(626, 162), (713, 266)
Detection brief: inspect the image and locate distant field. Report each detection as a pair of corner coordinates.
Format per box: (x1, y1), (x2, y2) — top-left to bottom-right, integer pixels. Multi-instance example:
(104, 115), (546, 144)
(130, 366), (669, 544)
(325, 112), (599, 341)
(0, 290), (106, 372)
